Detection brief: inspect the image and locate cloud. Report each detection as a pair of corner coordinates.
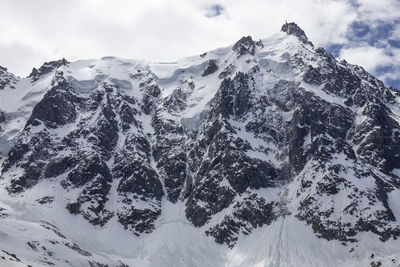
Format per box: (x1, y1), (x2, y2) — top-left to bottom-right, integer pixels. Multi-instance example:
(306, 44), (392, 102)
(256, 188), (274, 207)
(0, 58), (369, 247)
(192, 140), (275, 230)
(356, 0), (400, 21)
(339, 46), (392, 72)
(0, 43), (47, 78)
(0, 0), (398, 88)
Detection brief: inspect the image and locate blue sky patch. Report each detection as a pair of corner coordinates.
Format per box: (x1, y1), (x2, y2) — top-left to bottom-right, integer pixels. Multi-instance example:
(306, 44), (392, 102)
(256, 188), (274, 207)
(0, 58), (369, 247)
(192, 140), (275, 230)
(205, 4), (224, 18)
(337, 18), (400, 89)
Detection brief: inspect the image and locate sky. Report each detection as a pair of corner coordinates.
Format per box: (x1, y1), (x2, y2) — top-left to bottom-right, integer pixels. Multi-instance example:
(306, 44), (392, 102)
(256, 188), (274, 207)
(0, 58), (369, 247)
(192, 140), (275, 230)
(1, 0), (400, 88)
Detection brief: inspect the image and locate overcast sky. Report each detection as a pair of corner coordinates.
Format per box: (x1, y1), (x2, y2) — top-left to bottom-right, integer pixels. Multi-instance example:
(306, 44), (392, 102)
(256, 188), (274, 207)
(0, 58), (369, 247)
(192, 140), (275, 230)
(1, 0), (400, 88)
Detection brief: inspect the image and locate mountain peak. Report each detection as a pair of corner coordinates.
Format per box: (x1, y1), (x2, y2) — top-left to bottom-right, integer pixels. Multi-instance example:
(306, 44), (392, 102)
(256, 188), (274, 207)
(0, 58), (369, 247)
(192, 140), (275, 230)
(281, 22), (313, 47)
(28, 58), (69, 81)
(232, 36), (255, 57)
(232, 35), (264, 58)
(0, 66), (8, 72)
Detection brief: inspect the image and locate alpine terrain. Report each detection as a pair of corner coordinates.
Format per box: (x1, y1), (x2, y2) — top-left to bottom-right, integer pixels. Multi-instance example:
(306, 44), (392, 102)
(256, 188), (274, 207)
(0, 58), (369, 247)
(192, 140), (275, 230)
(0, 22), (400, 267)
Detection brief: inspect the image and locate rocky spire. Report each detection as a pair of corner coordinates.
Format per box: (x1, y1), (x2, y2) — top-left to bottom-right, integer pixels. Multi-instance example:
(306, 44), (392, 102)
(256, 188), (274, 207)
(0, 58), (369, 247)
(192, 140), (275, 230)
(281, 22), (313, 47)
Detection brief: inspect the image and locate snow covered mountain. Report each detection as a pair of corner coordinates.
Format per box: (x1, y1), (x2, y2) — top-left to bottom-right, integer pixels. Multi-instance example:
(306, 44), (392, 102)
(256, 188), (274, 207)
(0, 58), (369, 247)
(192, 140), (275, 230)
(1, 22), (400, 267)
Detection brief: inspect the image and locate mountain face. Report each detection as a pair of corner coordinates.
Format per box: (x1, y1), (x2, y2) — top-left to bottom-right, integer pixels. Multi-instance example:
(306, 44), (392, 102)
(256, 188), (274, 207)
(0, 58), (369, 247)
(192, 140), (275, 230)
(1, 22), (400, 266)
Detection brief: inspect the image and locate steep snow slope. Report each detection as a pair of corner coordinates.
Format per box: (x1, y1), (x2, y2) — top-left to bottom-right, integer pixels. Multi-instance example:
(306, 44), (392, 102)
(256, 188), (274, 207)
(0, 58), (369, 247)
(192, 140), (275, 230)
(0, 22), (400, 266)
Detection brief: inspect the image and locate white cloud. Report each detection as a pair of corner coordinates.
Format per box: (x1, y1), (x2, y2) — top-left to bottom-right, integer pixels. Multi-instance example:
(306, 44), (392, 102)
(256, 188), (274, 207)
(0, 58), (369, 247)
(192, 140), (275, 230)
(339, 46), (392, 72)
(391, 25), (400, 41)
(357, 0), (400, 21)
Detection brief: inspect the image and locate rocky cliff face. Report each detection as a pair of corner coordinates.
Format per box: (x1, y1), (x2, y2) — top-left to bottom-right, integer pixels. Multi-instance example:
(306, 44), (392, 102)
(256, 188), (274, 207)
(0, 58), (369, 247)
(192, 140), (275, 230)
(0, 66), (19, 90)
(1, 23), (400, 267)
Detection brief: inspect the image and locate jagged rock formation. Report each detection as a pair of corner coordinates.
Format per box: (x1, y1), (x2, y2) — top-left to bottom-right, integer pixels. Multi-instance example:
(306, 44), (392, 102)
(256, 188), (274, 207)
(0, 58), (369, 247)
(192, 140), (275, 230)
(29, 58), (69, 82)
(0, 23), (400, 267)
(0, 66), (19, 90)
(281, 21), (313, 46)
